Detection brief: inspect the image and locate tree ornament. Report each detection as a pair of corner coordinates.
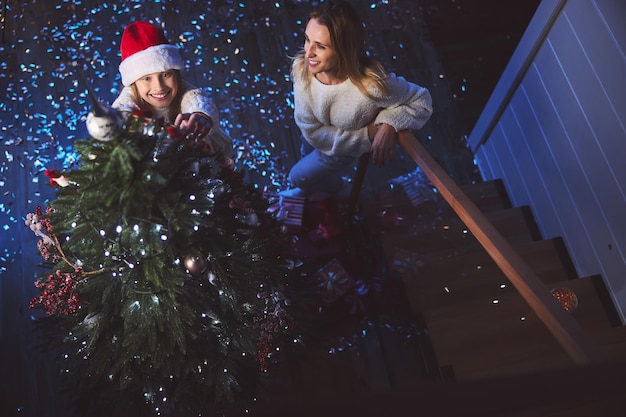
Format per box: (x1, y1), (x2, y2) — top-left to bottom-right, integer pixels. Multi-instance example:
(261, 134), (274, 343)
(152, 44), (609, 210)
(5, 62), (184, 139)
(86, 109), (125, 141)
(184, 255), (207, 275)
(44, 169), (71, 187)
(551, 287), (578, 313)
(207, 271), (218, 286)
(82, 66), (125, 141)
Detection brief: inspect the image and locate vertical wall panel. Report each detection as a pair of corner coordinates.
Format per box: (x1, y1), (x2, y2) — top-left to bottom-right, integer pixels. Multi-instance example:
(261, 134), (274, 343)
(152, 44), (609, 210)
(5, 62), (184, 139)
(593, 0), (626, 55)
(512, 79), (563, 243)
(531, 37), (607, 278)
(508, 92), (561, 238)
(475, 147), (495, 180)
(518, 63), (580, 242)
(571, 1), (626, 115)
(554, 10), (626, 202)
(469, 0), (626, 321)
(483, 126), (507, 185)
(496, 111), (532, 208)
(547, 7), (626, 283)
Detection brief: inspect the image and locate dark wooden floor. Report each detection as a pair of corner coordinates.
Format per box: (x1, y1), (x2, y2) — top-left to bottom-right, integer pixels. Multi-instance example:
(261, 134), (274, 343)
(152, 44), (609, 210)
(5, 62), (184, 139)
(0, 1), (540, 416)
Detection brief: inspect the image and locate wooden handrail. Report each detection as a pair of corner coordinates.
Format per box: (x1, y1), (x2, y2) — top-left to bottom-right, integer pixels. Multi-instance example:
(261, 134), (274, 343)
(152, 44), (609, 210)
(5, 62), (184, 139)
(397, 130), (606, 364)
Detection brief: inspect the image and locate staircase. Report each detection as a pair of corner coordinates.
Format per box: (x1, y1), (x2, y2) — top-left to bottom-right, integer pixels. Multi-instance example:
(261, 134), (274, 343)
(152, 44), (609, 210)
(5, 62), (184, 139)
(383, 178), (626, 415)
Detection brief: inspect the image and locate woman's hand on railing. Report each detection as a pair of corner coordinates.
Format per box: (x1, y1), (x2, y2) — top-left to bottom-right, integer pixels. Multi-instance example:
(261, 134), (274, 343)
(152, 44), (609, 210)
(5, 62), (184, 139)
(369, 122), (397, 166)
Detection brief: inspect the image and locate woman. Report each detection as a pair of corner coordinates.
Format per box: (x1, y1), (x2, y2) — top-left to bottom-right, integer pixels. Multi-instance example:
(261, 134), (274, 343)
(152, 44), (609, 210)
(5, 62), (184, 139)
(286, 0), (433, 198)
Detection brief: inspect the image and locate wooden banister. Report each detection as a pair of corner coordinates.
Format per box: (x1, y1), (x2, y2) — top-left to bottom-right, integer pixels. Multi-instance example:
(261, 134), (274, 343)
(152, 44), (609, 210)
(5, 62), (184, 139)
(397, 130), (606, 364)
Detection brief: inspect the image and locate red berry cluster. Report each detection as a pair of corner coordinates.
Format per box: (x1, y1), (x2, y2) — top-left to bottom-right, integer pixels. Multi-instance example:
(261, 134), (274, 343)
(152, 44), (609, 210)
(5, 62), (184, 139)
(254, 294), (293, 372)
(255, 313), (279, 372)
(36, 238), (61, 263)
(36, 205), (53, 232)
(29, 269), (81, 315)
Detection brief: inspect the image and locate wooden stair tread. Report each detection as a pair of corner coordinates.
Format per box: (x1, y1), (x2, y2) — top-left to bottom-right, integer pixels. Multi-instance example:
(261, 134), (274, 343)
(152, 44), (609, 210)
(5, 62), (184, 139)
(398, 238), (579, 314)
(418, 275), (626, 380)
(482, 205), (542, 243)
(554, 276), (626, 361)
(380, 203), (544, 270)
(459, 179), (512, 212)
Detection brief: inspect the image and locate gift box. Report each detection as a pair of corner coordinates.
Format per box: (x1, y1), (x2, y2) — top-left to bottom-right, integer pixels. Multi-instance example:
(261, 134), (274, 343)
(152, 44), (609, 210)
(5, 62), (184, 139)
(316, 258), (354, 304)
(305, 197), (343, 244)
(389, 168), (437, 207)
(264, 192), (305, 233)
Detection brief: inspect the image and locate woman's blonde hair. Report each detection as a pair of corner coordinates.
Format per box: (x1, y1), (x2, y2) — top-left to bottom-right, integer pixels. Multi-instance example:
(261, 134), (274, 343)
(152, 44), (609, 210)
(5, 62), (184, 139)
(130, 70), (183, 122)
(291, 0), (390, 99)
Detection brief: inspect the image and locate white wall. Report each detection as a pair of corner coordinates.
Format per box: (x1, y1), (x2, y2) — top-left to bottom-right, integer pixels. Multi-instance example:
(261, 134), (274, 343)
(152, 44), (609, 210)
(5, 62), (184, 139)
(468, 0), (626, 322)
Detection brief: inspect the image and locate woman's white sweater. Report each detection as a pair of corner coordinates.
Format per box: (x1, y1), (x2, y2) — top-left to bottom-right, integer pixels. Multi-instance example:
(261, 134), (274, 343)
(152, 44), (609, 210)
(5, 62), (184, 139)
(293, 73), (433, 158)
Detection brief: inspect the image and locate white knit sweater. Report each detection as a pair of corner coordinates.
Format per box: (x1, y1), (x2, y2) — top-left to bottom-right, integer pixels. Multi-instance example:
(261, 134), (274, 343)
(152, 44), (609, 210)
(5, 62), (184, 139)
(293, 73), (432, 157)
(111, 80), (233, 154)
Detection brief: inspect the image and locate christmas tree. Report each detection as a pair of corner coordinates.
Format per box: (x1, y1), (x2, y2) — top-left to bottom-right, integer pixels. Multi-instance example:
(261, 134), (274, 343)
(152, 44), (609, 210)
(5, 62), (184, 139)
(26, 111), (314, 416)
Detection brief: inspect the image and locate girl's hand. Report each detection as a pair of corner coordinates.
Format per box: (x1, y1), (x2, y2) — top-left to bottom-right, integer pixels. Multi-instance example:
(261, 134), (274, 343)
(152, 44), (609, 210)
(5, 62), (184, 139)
(369, 122), (397, 166)
(174, 112), (213, 139)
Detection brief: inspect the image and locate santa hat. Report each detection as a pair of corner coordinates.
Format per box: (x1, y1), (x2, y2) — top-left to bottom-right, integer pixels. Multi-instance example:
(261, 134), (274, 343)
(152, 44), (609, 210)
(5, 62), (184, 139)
(119, 21), (184, 86)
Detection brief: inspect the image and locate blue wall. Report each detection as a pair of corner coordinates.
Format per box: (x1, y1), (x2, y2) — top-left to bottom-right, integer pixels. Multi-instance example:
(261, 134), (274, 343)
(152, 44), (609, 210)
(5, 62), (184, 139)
(469, 0), (626, 321)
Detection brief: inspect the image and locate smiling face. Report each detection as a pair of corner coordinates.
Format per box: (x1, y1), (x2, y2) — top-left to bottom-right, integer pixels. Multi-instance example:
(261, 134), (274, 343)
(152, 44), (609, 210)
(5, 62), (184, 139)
(133, 70), (179, 110)
(303, 18), (341, 85)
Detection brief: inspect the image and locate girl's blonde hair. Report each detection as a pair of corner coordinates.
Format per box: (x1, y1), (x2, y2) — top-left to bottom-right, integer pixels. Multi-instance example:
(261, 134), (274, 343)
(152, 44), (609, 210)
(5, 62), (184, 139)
(291, 0), (390, 99)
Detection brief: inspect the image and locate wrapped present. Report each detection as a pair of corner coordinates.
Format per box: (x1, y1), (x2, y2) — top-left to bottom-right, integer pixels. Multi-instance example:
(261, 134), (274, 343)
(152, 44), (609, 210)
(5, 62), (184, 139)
(305, 197), (343, 244)
(389, 168), (437, 207)
(316, 258), (354, 304)
(264, 192), (305, 232)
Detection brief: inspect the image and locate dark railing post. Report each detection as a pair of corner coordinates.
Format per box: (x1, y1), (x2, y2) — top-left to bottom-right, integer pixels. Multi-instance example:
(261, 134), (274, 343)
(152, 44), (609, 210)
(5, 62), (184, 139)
(345, 152), (371, 221)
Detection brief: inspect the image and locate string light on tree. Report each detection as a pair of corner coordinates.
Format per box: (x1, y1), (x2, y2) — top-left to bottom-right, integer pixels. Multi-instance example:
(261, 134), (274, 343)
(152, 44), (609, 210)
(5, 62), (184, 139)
(25, 109), (311, 416)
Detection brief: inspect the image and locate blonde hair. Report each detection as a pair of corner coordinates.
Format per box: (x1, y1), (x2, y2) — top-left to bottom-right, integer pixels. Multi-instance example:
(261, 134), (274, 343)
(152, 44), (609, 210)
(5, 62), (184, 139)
(291, 0), (390, 99)
(130, 70), (183, 122)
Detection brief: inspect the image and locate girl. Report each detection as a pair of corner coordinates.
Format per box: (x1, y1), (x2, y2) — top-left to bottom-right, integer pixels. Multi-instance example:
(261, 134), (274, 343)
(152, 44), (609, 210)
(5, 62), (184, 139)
(109, 21), (232, 159)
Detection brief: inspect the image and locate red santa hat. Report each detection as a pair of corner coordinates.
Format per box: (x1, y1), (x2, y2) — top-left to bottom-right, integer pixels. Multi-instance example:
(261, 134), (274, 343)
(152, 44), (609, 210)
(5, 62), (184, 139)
(119, 21), (184, 86)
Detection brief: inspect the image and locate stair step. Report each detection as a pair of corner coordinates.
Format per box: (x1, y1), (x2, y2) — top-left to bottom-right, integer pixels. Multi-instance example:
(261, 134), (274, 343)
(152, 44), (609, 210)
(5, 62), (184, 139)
(554, 275), (626, 361)
(398, 238), (579, 313)
(459, 179), (512, 212)
(372, 314), (446, 386)
(482, 205), (542, 243)
(420, 275), (626, 380)
(380, 203), (543, 268)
